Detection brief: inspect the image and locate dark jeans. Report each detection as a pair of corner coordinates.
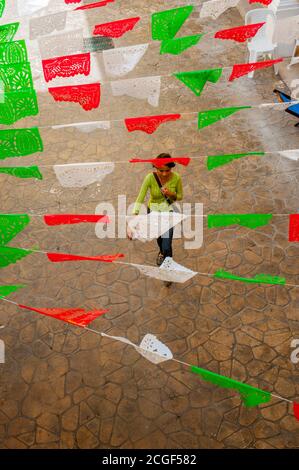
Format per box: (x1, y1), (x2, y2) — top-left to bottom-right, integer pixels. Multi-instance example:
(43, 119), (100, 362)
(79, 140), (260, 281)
(147, 208), (174, 258)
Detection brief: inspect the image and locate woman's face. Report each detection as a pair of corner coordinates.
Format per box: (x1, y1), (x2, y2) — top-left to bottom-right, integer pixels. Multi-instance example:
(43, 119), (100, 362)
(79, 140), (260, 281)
(155, 165), (172, 177)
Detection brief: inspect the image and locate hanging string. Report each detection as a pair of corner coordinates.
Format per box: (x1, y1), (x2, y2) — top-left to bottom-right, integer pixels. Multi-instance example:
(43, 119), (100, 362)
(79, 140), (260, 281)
(2, 1), (191, 22)
(0, 212), (295, 218)
(114, 260), (299, 289)
(1, 0), (264, 37)
(13, 56), (294, 92)
(18, 145), (299, 167)
(1, 246), (299, 288)
(0, 295), (294, 406)
(20, 99), (299, 131)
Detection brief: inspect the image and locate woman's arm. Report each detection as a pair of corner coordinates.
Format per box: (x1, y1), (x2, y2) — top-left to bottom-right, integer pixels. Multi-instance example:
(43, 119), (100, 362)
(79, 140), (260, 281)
(133, 174), (150, 214)
(175, 175), (183, 201)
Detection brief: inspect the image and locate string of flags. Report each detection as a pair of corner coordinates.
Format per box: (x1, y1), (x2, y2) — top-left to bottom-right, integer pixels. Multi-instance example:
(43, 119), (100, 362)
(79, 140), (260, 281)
(1, 7), (265, 46)
(0, 120), (298, 166)
(0, 244), (124, 269)
(1, 79), (296, 124)
(42, 60), (285, 102)
(2, 243), (299, 286)
(84, 56), (285, 86)
(0, 293), (298, 421)
(0, 242), (295, 285)
(0, 0), (114, 20)
(0, 212), (299, 274)
(50, 151), (298, 189)
(0, 146), (299, 190)
(0, 1), (272, 24)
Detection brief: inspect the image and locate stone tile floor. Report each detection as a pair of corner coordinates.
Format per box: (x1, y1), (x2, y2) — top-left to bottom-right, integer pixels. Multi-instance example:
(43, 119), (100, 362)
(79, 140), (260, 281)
(0, 1), (298, 449)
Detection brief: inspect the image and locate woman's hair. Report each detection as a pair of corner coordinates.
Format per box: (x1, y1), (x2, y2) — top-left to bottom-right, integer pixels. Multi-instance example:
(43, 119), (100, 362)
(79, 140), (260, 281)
(154, 152), (175, 168)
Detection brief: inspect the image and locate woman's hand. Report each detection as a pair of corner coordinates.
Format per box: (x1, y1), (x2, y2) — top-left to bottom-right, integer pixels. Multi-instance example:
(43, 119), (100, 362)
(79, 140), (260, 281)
(127, 214), (139, 240)
(127, 227), (133, 240)
(161, 188), (176, 199)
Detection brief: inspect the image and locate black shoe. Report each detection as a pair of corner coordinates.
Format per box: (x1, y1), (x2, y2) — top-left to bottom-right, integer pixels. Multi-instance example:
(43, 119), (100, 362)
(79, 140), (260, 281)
(164, 281), (172, 287)
(156, 252), (165, 266)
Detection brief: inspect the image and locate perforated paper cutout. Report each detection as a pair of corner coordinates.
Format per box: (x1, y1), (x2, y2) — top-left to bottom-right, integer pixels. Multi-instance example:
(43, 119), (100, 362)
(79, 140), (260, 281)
(38, 29), (84, 59)
(207, 152), (264, 170)
(42, 53), (90, 82)
(190, 364), (271, 407)
(125, 114), (181, 134)
(208, 213), (272, 229)
(17, 0), (50, 16)
(214, 23), (265, 43)
(0, 214), (30, 245)
(103, 44), (148, 78)
(44, 214), (109, 225)
(0, 22), (19, 42)
(0, 40), (28, 65)
(136, 334), (173, 364)
(47, 252), (123, 263)
(198, 106), (250, 129)
(132, 257), (197, 283)
(0, 89), (39, 125)
(93, 17), (140, 38)
(249, 0), (273, 5)
(160, 34), (203, 55)
(278, 150), (299, 161)
(160, 256), (197, 282)
(111, 76), (161, 107)
(0, 62), (34, 92)
(48, 83), (100, 111)
(151, 6), (193, 41)
(292, 402), (299, 421)
(0, 128), (43, 160)
(29, 12), (67, 40)
(75, 0), (114, 10)
(0, 284), (24, 299)
(174, 69), (222, 97)
(229, 59), (283, 81)
(0, 0), (5, 18)
(127, 212), (187, 241)
(200, 0), (239, 19)
(0, 165), (43, 180)
(130, 157), (190, 166)
(0, 246), (32, 268)
(54, 162), (115, 187)
(214, 269), (285, 285)
(19, 304), (108, 328)
(289, 214), (299, 242)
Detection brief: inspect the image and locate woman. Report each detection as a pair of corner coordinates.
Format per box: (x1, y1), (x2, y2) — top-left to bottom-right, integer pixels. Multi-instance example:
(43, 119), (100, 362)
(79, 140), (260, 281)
(132, 153), (183, 266)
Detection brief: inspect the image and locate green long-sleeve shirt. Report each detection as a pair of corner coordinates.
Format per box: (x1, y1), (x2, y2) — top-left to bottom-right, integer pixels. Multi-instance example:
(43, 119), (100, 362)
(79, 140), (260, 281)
(133, 172), (183, 214)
